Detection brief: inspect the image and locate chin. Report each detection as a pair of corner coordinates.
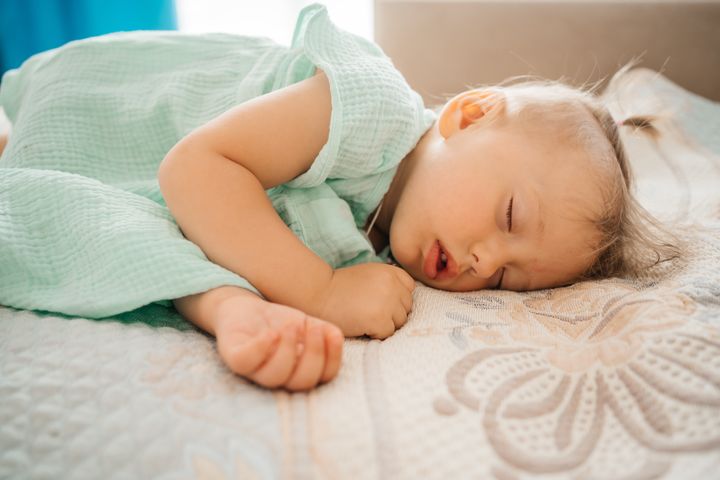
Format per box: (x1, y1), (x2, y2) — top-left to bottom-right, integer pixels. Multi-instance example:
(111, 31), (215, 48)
(428, 281), (472, 292)
(428, 277), (488, 292)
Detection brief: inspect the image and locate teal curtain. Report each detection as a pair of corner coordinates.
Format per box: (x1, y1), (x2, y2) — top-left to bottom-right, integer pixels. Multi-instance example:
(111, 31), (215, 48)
(0, 0), (177, 74)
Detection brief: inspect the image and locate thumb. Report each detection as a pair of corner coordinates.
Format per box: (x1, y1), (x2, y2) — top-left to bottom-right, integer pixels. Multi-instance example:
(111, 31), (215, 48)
(220, 329), (280, 376)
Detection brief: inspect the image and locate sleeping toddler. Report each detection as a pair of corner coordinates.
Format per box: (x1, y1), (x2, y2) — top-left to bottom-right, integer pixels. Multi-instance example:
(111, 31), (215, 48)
(0, 3), (677, 391)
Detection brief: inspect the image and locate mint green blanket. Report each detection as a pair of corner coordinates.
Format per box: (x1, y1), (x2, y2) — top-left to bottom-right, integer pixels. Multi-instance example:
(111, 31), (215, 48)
(0, 30), (287, 318)
(0, 166), (257, 317)
(0, 4), (435, 320)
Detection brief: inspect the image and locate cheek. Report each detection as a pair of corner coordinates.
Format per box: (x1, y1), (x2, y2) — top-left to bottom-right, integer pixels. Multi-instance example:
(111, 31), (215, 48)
(390, 170), (491, 249)
(440, 185), (493, 234)
(388, 205), (418, 261)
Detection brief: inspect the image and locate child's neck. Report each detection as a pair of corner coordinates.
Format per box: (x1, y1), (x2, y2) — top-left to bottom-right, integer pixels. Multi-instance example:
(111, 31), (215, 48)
(367, 223), (389, 253)
(364, 124), (435, 254)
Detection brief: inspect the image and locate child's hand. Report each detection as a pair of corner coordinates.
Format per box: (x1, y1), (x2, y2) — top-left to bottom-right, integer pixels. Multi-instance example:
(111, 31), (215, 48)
(213, 294), (344, 391)
(318, 263), (415, 339)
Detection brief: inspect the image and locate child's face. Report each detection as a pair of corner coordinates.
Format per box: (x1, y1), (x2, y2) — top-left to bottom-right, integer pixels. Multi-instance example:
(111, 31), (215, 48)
(386, 96), (604, 292)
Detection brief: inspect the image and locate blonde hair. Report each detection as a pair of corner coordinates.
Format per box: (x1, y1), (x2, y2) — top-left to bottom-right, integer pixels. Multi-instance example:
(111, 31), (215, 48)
(440, 62), (682, 281)
(573, 99), (682, 280)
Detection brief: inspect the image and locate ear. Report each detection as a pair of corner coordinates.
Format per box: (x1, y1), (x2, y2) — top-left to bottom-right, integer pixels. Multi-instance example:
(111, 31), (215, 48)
(437, 89), (506, 139)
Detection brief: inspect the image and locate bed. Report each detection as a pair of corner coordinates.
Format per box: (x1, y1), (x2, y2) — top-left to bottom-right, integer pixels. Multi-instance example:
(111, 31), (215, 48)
(1, 64), (720, 480)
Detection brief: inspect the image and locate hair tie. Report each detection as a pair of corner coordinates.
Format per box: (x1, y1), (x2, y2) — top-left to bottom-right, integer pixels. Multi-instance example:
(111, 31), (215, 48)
(616, 119), (625, 128)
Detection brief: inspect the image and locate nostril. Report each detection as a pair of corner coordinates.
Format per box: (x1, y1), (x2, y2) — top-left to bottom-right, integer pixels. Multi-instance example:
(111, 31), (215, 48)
(473, 253), (479, 262)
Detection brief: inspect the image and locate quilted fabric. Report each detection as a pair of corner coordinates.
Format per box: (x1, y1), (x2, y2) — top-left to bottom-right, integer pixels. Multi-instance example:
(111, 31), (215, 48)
(1, 69), (719, 479)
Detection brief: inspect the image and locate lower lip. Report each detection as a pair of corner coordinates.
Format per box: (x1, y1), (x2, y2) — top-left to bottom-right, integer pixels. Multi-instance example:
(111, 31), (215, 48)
(423, 240), (441, 279)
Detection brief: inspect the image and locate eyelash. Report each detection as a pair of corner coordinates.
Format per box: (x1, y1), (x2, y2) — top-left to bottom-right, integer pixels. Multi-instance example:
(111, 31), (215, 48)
(506, 197), (514, 232)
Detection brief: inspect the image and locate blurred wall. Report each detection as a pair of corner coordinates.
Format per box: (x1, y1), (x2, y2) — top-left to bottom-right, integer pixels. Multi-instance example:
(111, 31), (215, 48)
(374, 0), (720, 103)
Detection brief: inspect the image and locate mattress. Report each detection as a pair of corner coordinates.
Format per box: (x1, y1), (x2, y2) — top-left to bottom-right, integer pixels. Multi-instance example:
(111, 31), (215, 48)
(1, 67), (719, 479)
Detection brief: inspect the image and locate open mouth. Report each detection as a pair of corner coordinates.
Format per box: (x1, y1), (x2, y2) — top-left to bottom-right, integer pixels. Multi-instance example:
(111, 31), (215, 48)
(437, 246), (448, 273)
(424, 240), (455, 280)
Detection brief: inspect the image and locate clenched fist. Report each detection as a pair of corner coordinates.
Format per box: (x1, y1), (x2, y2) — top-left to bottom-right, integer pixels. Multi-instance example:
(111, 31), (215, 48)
(315, 263), (416, 339)
(213, 294), (344, 391)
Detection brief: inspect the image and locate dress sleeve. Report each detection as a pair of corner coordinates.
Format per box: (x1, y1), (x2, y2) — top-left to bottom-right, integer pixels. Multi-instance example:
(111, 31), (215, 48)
(282, 3), (436, 190)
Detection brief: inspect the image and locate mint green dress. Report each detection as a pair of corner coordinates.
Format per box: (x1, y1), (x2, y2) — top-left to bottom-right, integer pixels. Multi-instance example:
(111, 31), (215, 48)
(0, 3), (435, 318)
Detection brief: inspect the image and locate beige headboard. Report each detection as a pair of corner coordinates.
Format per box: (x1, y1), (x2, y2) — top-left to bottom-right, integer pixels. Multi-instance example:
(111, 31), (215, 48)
(374, 0), (720, 105)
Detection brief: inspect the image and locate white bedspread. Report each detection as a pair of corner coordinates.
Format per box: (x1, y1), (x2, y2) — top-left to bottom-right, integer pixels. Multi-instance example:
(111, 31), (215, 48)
(1, 68), (719, 479)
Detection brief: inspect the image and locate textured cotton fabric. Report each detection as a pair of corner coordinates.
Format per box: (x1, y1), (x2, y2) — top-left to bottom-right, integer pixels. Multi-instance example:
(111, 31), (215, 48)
(0, 3), (435, 318)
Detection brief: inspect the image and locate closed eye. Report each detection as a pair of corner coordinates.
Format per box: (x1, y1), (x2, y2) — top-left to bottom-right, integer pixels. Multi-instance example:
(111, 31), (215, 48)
(506, 197), (513, 232)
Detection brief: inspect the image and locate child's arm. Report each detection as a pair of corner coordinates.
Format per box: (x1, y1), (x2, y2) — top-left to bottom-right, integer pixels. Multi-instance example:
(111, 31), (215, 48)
(158, 70), (414, 339)
(159, 71), (334, 313)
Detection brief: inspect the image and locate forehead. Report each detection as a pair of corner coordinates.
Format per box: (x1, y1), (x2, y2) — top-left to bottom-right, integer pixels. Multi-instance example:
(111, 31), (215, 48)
(527, 207), (599, 288)
(527, 171), (604, 289)
(486, 124), (602, 189)
(494, 126), (604, 288)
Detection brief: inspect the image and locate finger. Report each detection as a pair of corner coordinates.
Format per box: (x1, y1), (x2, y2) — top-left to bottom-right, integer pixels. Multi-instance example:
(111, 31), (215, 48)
(392, 266), (417, 293)
(220, 329), (280, 377)
(392, 303), (409, 330)
(285, 322), (326, 391)
(251, 323), (303, 388)
(320, 323), (344, 383)
(369, 320), (395, 340)
(399, 287), (413, 314)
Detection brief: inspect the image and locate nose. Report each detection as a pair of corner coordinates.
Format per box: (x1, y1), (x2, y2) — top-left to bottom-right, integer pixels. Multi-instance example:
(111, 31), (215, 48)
(469, 239), (505, 279)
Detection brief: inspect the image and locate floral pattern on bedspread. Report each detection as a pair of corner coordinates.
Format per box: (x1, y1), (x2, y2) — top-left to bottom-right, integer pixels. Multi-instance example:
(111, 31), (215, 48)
(418, 277), (720, 479)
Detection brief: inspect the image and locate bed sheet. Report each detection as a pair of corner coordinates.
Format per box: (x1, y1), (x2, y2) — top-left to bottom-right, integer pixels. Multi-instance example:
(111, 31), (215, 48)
(1, 67), (719, 480)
